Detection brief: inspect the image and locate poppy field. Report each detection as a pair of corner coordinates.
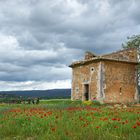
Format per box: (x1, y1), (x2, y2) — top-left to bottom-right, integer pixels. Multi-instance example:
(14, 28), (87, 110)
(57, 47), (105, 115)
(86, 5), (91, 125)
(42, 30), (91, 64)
(0, 100), (140, 140)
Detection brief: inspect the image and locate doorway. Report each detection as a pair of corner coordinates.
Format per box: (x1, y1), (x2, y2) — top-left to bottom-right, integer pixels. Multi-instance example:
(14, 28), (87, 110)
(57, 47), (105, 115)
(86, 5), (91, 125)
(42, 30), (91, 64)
(84, 84), (89, 101)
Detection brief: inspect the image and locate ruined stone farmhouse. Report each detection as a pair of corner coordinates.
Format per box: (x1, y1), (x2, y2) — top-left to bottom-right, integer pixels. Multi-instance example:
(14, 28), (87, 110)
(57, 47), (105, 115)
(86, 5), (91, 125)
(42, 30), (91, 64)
(69, 48), (139, 103)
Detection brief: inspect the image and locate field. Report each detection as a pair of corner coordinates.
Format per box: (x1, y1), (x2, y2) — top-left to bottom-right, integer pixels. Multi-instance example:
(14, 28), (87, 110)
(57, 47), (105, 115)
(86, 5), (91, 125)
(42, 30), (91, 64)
(0, 99), (140, 140)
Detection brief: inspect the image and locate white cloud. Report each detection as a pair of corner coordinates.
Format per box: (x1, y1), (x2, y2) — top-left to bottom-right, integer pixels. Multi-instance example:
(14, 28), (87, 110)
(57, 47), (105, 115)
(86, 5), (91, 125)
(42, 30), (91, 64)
(65, 0), (87, 17)
(0, 34), (20, 50)
(0, 80), (71, 91)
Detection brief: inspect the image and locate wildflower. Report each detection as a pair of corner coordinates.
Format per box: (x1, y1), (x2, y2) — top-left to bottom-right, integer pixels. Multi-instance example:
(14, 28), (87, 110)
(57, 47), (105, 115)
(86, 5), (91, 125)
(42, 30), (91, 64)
(114, 125), (117, 128)
(79, 117), (83, 121)
(90, 112), (93, 115)
(112, 118), (117, 121)
(100, 118), (103, 120)
(86, 113), (89, 116)
(51, 126), (57, 132)
(96, 126), (100, 129)
(83, 124), (87, 127)
(48, 111), (52, 115)
(136, 122), (140, 126)
(132, 125), (137, 129)
(125, 120), (128, 123)
(103, 118), (108, 121)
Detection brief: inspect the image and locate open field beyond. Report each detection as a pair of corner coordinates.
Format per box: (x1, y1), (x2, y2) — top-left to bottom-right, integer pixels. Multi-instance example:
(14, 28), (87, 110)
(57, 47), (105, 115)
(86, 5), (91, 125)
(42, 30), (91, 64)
(0, 100), (140, 140)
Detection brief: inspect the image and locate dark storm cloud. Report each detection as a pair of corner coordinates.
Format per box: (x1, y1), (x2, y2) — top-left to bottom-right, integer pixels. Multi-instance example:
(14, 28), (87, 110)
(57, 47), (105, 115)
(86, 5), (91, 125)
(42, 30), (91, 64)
(0, 0), (140, 90)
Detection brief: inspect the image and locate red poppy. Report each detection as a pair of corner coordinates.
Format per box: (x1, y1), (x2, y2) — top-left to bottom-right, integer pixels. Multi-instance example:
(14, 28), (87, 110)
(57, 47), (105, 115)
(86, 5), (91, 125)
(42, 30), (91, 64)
(112, 118), (117, 121)
(80, 118), (83, 121)
(48, 111), (52, 115)
(125, 120), (128, 123)
(103, 118), (108, 121)
(114, 125), (117, 128)
(132, 125), (137, 129)
(83, 124), (87, 127)
(96, 126), (100, 129)
(90, 112), (93, 115)
(136, 122), (140, 126)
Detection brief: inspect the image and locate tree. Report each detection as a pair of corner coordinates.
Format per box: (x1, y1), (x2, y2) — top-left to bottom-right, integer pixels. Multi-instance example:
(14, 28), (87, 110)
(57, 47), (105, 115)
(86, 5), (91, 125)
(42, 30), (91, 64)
(122, 35), (140, 93)
(122, 35), (140, 50)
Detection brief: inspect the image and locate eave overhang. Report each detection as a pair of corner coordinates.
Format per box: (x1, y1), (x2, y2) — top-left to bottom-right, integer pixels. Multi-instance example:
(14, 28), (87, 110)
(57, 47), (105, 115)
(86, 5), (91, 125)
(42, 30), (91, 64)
(69, 57), (138, 68)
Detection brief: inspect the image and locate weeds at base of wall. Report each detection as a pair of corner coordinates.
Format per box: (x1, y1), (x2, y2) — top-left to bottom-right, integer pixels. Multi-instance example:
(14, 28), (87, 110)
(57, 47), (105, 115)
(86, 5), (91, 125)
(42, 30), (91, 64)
(82, 100), (101, 106)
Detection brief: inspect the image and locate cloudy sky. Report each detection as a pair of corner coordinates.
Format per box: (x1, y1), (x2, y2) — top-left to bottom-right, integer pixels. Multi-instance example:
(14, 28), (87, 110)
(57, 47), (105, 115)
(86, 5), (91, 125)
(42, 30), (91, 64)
(0, 0), (140, 91)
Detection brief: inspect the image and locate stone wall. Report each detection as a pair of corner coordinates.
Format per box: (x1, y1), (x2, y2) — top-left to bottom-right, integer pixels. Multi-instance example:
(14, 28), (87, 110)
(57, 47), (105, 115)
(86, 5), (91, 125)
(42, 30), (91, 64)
(71, 62), (99, 101)
(103, 48), (137, 62)
(103, 61), (138, 103)
(84, 52), (96, 60)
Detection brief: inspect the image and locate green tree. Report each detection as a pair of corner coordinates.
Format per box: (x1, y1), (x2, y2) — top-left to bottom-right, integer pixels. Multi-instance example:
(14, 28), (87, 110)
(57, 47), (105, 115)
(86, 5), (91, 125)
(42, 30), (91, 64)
(122, 35), (140, 96)
(122, 35), (140, 49)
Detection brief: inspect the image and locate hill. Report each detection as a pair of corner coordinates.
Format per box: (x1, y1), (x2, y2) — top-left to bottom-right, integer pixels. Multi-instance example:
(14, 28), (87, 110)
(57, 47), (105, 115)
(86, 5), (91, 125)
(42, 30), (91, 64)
(0, 89), (71, 99)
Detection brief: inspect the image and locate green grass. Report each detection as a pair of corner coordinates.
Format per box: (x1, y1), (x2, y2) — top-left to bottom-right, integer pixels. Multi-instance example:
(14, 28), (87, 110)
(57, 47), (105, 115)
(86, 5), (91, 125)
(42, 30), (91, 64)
(40, 99), (72, 104)
(0, 100), (140, 140)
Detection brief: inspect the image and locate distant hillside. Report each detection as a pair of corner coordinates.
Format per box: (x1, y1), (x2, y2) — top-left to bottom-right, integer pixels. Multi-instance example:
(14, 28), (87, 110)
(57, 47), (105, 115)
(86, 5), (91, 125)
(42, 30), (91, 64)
(0, 89), (71, 99)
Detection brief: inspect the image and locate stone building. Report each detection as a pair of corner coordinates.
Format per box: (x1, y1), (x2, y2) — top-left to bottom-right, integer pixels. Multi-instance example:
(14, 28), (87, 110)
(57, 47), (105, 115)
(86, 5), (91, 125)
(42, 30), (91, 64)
(69, 48), (139, 103)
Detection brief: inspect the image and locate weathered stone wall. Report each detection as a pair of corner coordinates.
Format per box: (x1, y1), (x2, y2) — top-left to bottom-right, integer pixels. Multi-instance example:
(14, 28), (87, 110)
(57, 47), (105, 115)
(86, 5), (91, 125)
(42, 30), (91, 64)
(103, 61), (137, 103)
(103, 48), (137, 62)
(71, 63), (99, 101)
(84, 52), (96, 60)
